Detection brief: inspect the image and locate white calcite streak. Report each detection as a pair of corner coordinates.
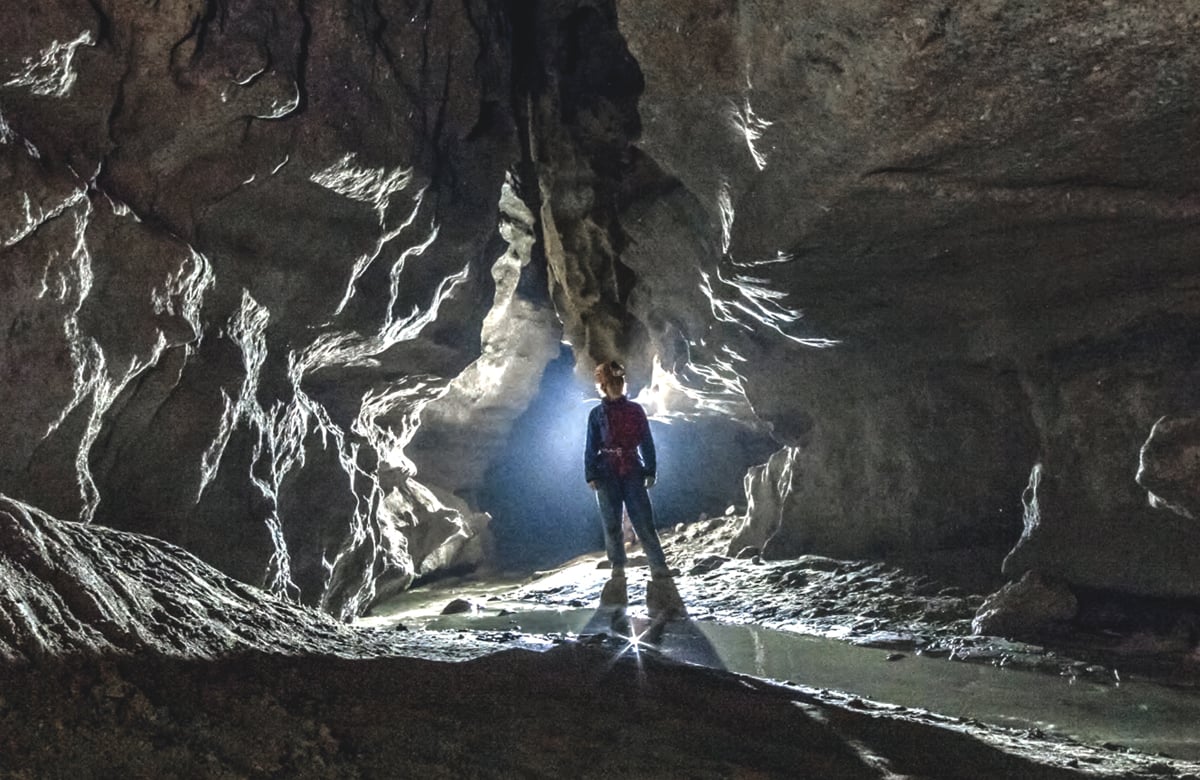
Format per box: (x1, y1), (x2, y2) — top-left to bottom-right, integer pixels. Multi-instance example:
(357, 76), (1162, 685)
(4, 30), (95, 98)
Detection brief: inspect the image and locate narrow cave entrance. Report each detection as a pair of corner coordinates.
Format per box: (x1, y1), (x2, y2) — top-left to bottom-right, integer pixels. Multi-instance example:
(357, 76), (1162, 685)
(479, 344), (778, 573)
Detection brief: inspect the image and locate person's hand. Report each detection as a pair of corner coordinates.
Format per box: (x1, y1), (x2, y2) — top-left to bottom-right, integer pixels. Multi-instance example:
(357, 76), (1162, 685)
(588, 480), (598, 491)
(644, 476), (656, 489)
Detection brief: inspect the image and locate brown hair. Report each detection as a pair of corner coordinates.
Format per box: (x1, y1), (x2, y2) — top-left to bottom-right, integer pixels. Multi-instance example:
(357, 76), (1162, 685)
(594, 359), (626, 392)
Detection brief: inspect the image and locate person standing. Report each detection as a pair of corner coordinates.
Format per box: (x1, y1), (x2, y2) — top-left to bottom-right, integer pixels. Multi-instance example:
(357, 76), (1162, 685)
(585, 360), (672, 585)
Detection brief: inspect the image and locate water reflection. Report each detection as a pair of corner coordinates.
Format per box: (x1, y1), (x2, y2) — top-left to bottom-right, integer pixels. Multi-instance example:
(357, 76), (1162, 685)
(576, 608), (727, 671)
(428, 608), (1200, 761)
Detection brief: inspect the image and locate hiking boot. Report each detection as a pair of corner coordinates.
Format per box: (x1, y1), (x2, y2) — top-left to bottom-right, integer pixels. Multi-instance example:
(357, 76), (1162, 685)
(646, 577), (688, 620)
(599, 574), (628, 608)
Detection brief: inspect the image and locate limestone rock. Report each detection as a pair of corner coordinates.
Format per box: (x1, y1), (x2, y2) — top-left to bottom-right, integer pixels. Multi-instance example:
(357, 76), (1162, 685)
(0, 494), (409, 663)
(616, 0), (1200, 594)
(0, 0), (515, 617)
(440, 598), (481, 616)
(406, 177), (563, 499)
(6, 0), (1200, 619)
(1004, 458), (1200, 599)
(972, 571), (1078, 639)
(688, 554), (729, 576)
(1137, 414), (1200, 520)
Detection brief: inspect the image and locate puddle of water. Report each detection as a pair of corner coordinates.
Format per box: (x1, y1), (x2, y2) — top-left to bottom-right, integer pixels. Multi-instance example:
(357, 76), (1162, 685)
(357, 572), (537, 628)
(427, 608), (1200, 760)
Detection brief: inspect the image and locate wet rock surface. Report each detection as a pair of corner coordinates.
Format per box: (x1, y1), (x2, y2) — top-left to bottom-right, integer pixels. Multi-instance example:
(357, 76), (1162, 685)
(6, 496), (1188, 779)
(973, 570), (1080, 638)
(519, 518), (981, 641)
(507, 516), (1200, 688)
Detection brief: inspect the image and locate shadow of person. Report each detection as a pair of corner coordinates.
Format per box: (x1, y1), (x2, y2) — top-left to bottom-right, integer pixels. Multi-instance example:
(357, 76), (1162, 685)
(631, 614), (726, 670)
(577, 606), (726, 672)
(578, 605), (631, 640)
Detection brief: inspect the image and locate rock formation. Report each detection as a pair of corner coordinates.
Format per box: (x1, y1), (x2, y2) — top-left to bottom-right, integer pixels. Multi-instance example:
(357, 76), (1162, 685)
(1, 0), (516, 617)
(6, 3), (1200, 773)
(611, 1), (1200, 599)
(0, 496), (1170, 778)
(0, 493), (404, 662)
(3, 0), (1200, 621)
(971, 570), (1078, 638)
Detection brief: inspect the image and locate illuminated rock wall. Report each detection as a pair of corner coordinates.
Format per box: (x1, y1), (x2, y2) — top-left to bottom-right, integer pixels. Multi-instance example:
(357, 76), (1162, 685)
(5, 0), (1200, 612)
(612, 0), (1200, 595)
(0, 0), (514, 617)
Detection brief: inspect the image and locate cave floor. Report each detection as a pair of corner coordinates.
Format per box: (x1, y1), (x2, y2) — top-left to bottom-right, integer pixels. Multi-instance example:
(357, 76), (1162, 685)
(361, 518), (1200, 776)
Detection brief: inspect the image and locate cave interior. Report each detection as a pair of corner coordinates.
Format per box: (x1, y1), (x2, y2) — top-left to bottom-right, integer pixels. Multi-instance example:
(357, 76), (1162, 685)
(3, 0), (1200, 777)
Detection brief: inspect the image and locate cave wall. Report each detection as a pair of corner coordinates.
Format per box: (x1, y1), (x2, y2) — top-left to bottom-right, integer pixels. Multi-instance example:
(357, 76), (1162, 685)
(1, 0), (517, 617)
(5, 0), (1200, 614)
(610, 0), (1200, 595)
(406, 1), (779, 570)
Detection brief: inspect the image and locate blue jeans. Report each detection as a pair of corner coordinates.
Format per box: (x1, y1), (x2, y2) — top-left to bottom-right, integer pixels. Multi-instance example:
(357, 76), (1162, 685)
(595, 475), (667, 571)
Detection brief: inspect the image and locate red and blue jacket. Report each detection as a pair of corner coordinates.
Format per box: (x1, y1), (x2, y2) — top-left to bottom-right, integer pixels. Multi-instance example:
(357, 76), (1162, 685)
(584, 396), (656, 483)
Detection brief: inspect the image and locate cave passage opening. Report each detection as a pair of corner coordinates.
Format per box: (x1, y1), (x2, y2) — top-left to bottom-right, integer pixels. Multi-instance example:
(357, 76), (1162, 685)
(479, 344), (770, 573)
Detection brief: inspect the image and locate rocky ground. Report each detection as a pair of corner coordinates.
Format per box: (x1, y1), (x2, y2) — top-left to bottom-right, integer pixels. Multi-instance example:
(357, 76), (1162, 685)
(354, 514), (1200, 777)
(494, 515), (1200, 687)
(7, 640), (1186, 780)
(6, 502), (1200, 778)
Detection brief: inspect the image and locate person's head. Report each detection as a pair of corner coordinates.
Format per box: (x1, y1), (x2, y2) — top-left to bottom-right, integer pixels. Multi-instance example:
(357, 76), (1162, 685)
(594, 359), (626, 399)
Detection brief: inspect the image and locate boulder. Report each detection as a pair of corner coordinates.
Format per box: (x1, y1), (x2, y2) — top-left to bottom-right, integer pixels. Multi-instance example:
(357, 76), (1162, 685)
(0, 493), (407, 662)
(1137, 413), (1200, 520)
(688, 555), (729, 576)
(440, 598), (482, 616)
(972, 571), (1078, 638)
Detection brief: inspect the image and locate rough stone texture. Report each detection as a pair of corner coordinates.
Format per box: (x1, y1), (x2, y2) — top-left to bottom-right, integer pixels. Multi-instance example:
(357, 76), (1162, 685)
(406, 178), (563, 502)
(404, 2), (777, 571)
(0, 493), (408, 663)
(972, 570), (1079, 638)
(1137, 413), (1200, 521)
(5, 0), (1200, 618)
(1, 643), (1138, 780)
(521, 1), (652, 373)
(0, 0), (516, 616)
(0, 0), (782, 615)
(4, 492), (1157, 779)
(612, 0), (1200, 596)
(730, 446), (797, 558)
